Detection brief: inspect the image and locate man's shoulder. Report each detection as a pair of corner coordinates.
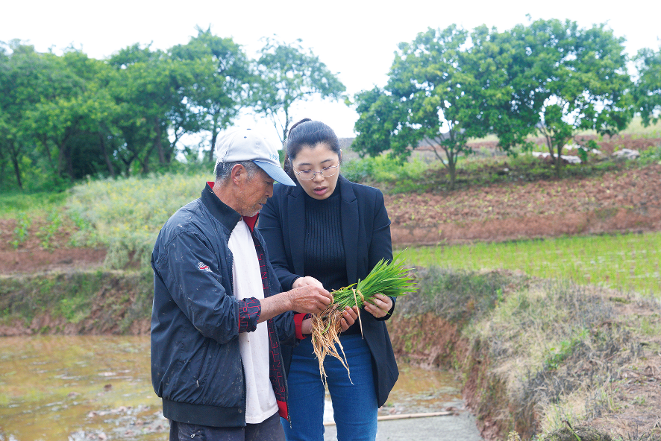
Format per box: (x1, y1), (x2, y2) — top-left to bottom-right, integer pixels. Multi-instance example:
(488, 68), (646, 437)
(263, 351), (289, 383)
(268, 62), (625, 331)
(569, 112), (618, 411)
(165, 198), (203, 224)
(158, 198), (215, 241)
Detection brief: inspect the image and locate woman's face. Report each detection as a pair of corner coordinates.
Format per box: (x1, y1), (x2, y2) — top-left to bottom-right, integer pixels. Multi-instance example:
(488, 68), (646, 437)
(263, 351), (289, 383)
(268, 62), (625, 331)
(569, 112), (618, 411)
(291, 143), (341, 201)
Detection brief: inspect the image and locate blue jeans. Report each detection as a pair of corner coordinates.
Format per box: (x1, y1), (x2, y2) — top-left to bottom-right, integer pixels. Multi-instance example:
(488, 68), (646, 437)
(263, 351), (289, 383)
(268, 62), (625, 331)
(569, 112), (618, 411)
(281, 334), (378, 441)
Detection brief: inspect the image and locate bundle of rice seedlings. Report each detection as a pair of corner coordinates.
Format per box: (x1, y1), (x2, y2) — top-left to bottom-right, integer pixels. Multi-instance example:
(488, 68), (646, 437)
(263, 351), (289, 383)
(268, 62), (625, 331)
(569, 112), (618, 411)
(311, 256), (416, 381)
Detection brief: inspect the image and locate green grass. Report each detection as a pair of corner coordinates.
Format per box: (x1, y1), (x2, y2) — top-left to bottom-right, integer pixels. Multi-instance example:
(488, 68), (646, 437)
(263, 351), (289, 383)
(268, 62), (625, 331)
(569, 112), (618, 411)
(0, 191), (68, 219)
(67, 172), (211, 269)
(610, 115), (661, 138)
(398, 232), (661, 297)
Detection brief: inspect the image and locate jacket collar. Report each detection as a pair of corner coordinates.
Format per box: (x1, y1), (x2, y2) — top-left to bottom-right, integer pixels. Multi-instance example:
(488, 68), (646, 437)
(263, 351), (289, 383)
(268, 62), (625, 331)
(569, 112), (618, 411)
(201, 182), (242, 232)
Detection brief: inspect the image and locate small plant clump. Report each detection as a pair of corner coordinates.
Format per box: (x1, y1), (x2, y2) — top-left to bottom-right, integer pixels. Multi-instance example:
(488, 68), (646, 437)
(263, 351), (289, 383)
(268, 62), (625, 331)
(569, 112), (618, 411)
(311, 256), (417, 381)
(11, 212), (32, 249)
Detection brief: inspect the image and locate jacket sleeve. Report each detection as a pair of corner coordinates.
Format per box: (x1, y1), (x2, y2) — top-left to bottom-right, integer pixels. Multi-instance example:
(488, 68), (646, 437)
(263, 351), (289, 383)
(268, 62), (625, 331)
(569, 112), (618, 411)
(154, 229), (260, 344)
(368, 188), (396, 321)
(259, 195), (300, 291)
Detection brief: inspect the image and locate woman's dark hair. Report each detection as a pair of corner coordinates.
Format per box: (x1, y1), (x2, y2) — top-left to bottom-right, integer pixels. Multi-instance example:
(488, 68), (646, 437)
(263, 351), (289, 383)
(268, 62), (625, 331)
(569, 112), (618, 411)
(284, 119), (341, 179)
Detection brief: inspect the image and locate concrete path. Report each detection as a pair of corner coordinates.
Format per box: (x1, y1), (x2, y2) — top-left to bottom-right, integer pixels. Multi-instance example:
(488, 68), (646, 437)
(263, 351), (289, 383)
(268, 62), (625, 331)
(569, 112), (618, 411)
(323, 412), (483, 440)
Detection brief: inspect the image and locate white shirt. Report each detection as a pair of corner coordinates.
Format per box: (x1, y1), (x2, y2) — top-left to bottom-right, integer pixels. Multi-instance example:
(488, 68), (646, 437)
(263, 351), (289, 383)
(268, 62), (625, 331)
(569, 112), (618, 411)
(227, 219), (278, 424)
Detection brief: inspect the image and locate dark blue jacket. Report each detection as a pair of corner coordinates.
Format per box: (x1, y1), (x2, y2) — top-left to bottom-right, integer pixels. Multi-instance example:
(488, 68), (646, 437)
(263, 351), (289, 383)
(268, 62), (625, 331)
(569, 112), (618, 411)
(151, 183), (296, 427)
(258, 176), (399, 407)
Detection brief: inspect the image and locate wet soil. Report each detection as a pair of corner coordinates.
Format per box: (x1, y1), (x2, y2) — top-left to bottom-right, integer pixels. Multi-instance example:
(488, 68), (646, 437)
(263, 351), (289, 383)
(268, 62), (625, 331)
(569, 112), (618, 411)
(0, 217), (106, 274)
(0, 336), (464, 441)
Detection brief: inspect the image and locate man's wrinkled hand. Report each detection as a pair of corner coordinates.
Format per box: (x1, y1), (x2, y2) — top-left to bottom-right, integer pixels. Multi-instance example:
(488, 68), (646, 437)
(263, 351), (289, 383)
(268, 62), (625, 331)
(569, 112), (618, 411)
(292, 276), (324, 290)
(289, 285), (332, 314)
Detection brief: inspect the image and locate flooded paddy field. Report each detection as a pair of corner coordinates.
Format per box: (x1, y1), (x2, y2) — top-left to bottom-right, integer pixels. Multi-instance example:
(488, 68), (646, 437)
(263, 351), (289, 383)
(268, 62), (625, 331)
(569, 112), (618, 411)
(0, 336), (477, 440)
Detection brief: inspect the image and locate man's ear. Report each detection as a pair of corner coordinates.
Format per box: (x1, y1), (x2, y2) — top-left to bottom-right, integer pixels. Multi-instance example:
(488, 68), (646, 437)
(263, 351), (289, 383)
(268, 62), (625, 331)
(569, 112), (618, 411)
(231, 163), (246, 184)
(339, 149), (343, 162)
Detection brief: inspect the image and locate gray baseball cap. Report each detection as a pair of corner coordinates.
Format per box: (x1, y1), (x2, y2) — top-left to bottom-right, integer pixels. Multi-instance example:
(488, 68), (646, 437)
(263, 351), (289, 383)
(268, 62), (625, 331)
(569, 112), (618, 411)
(215, 127), (295, 186)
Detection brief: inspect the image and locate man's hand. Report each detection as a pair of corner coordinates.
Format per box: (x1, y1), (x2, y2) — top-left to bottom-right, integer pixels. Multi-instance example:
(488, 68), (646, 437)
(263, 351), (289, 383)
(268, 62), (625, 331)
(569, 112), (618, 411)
(364, 293), (393, 319)
(258, 284), (332, 323)
(292, 276), (324, 290)
(287, 285), (332, 315)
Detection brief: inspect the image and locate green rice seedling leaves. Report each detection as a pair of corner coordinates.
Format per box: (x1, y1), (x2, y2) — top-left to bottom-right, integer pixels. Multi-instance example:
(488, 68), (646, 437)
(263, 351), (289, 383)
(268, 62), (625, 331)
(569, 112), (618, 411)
(330, 256), (417, 310)
(311, 255), (417, 381)
(398, 231), (661, 298)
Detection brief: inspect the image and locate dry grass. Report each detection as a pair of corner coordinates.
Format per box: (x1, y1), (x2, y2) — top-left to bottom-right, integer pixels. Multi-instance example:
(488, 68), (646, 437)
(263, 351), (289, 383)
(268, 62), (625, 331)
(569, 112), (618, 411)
(394, 267), (661, 440)
(462, 277), (661, 439)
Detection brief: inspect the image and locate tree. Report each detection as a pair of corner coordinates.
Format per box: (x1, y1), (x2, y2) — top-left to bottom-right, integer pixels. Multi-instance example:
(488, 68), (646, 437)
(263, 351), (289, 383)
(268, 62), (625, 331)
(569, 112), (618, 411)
(107, 44), (184, 174)
(26, 49), (116, 181)
(353, 25), (504, 188)
(0, 41), (78, 189)
(633, 46), (661, 127)
(352, 87), (398, 158)
(465, 25), (544, 152)
(251, 37), (345, 144)
(170, 28), (251, 162)
(509, 19), (633, 176)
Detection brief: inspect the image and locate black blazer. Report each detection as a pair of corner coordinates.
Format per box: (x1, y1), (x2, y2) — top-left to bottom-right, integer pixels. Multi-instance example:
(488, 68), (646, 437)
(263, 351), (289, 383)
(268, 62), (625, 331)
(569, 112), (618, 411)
(258, 175), (399, 407)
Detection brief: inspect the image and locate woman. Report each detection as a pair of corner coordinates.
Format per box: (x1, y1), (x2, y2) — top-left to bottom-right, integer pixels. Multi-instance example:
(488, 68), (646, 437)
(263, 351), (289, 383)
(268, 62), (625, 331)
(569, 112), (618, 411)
(258, 119), (398, 441)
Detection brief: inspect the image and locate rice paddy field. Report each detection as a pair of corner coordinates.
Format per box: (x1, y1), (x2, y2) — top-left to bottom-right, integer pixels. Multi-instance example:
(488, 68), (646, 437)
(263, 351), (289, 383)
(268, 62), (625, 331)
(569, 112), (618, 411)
(398, 232), (661, 298)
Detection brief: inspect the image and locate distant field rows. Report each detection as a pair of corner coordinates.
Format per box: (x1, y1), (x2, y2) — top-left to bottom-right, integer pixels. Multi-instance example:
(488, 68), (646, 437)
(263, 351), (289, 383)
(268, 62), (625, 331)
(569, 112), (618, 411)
(399, 232), (661, 297)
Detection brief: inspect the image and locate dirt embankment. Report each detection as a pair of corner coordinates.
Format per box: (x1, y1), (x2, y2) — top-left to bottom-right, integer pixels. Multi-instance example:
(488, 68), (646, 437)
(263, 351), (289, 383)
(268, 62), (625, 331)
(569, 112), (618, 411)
(388, 164), (661, 246)
(0, 271), (151, 336)
(0, 216), (106, 275)
(388, 293), (661, 441)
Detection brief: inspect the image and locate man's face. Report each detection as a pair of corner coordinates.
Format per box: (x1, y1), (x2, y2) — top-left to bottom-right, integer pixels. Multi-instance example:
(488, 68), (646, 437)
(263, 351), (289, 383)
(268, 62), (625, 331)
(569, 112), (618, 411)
(235, 166), (274, 217)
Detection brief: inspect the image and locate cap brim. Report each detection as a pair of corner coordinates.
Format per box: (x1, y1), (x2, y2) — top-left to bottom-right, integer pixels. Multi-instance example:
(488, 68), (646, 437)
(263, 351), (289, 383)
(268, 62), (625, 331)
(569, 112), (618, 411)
(253, 160), (296, 186)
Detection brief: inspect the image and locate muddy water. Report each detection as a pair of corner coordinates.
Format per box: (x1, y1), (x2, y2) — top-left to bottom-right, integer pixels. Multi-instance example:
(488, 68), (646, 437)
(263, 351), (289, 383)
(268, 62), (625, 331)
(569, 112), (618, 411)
(0, 336), (474, 440)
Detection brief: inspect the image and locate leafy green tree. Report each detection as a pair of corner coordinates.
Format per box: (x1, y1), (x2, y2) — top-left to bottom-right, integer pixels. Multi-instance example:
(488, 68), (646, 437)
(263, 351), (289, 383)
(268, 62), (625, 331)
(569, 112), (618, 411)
(354, 25), (503, 188)
(251, 37), (345, 143)
(107, 44), (184, 174)
(466, 25), (543, 152)
(352, 87), (398, 158)
(633, 46), (661, 127)
(170, 28), (251, 162)
(509, 19), (633, 176)
(0, 41), (77, 189)
(26, 49), (116, 181)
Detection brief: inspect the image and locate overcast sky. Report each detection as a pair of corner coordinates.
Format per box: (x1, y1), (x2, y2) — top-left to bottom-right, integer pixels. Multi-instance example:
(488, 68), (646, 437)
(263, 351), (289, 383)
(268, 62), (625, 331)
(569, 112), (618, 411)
(2, 0), (659, 141)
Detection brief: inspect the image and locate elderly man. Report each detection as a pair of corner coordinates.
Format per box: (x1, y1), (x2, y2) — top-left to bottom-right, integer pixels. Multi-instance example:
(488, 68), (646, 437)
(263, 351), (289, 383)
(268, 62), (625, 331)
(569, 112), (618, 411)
(151, 127), (344, 441)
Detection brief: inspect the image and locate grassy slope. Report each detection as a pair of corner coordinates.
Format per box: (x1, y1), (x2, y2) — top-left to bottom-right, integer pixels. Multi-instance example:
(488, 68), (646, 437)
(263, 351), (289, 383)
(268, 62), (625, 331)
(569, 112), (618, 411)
(390, 268), (661, 440)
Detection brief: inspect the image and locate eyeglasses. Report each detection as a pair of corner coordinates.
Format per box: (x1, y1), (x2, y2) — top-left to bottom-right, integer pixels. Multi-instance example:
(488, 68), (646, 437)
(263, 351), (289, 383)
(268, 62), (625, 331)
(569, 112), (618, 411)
(294, 165), (339, 181)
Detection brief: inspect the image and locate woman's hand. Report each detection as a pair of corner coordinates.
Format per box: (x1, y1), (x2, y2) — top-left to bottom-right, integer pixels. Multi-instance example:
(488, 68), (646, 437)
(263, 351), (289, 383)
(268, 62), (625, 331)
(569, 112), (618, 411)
(364, 293), (393, 319)
(339, 306), (359, 332)
(301, 306), (359, 335)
